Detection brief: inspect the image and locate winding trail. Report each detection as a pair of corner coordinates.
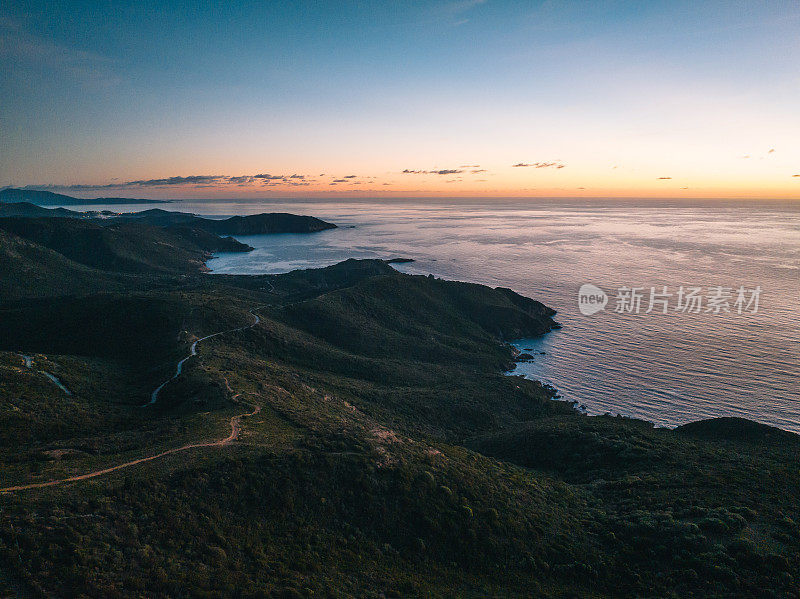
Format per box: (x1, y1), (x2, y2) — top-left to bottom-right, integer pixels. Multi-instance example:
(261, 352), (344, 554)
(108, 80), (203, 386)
(18, 354), (72, 396)
(1, 307), (264, 494)
(146, 308), (263, 405)
(0, 402), (261, 492)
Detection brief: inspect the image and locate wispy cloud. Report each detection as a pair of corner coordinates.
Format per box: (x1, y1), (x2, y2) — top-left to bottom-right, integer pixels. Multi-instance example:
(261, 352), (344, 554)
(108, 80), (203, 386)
(444, 0), (487, 14)
(227, 176), (255, 185)
(512, 162), (565, 169)
(132, 175), (226, 186)
(0, 17), (118, 86)
(657, 177), (672, 180)
(17, 173), (320, 192)
(402, 168), (464, 175)
(419, 0), (486, 27)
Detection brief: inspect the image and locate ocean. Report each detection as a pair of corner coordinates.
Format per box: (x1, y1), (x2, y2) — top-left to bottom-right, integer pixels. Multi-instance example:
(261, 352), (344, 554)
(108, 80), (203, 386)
(75, 198), (800, 432)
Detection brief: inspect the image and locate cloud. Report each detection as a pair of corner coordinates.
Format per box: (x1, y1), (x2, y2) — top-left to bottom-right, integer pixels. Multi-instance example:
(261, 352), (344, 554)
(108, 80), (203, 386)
(18, 183), (118, 192)
(332, 179), (348, 183)
(227, 176), (255, 185)
(131, 175), (226, 186)
(343, 175), (357, 178)
(793, 174), (800, 177)
(459, 164), (480, 168)
(0, 18), (118, 86)
(768, 148), (775, 153)
(402, 168), (464, 175)
(512, 162), (565, 169)
(657, 177), (672, 180)
(471, 169), (486, 173)
(23, 175), (228, 190)
(18, 172), (324, 192)
(444, 0), (487, 14)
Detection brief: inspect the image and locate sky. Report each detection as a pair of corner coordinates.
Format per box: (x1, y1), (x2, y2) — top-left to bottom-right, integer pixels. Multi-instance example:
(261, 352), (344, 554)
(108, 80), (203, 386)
(1, 0), (799, 199)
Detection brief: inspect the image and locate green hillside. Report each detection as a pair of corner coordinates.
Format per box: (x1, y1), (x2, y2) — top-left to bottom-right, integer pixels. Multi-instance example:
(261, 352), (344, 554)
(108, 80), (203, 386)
(0, 217), (251, 275)
(0, 219), (797, 598)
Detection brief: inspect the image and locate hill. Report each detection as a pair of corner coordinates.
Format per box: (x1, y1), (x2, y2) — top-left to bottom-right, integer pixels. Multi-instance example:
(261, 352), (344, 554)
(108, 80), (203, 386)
(112, 208), (337, 234)
(0, 230), (129, 299)
(0, 202), (94, 218)
(0, 188), (165, 206)
(0, 202), (338, 235)
(0, 220), (797, 598)
(0, 217), (252, 276)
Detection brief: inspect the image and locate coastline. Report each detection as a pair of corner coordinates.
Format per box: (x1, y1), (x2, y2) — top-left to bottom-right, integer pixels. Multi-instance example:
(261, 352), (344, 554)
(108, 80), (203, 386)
(1, 210), (799, 598)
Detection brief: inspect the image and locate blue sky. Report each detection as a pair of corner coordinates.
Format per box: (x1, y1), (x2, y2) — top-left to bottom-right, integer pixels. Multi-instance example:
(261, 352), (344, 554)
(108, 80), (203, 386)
(2, 0), (799, 198)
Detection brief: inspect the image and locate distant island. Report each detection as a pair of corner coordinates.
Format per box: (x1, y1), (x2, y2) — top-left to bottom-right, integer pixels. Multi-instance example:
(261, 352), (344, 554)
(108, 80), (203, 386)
(112, 208), (338, 235)
(0, 187), (167, 206)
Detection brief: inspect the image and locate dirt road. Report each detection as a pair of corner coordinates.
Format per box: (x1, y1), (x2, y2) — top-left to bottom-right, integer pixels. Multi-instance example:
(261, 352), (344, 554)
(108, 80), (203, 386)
(1, 307), (264, 493)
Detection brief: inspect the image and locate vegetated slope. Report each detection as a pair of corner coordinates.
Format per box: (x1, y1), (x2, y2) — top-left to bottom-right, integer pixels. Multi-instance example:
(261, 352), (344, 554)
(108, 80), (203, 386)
(239, 270), (571, 440)
(0, 261), (595, 598)
(0, 295), (188, 360)
(215, 257), (399, 300)
(0, 217), (250, 274)
(467, 414), (800, 596)
(0, 230), (128, 299)
(676, 416), (800, 444)
(278, 273), (558, 362)
(0, 220), (797, 599)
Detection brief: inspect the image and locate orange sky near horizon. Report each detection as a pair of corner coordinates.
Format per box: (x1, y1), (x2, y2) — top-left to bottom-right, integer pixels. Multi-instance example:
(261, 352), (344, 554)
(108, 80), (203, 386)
(3, 2), (799, 201)
(42, 165), (800, 201)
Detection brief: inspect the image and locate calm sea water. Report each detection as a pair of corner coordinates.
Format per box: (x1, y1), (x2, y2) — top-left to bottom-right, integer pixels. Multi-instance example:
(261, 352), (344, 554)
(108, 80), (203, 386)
(74, 198), (800, 432)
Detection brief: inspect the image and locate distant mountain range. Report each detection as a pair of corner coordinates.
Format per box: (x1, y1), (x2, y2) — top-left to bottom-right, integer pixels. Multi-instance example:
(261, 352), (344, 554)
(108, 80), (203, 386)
(0, 202), (107, 218)
(0, 188), (166, 206)
(0, 202), (337, 235)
